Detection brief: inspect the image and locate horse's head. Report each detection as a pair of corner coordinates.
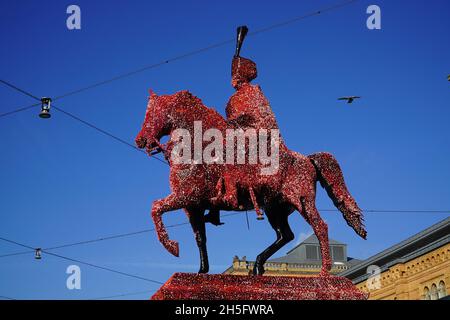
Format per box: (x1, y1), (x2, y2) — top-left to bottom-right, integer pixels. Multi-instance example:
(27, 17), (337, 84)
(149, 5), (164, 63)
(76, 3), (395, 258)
(136, 89), (218, 154)
(135, 90), (172, 153)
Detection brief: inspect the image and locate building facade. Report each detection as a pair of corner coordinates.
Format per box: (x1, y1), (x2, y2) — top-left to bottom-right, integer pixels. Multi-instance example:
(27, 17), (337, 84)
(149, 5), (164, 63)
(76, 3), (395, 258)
(223, 217), (450, 300)
(223, 235), (362, 276)
(340, 217), (450, 300)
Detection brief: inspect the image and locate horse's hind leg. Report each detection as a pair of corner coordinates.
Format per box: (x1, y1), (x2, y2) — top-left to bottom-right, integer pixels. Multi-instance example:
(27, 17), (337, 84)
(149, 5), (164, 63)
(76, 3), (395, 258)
(253, 206), (294, 275)
(302, 198), (331, 275)
(288, 195), (331, 276)
(185, 207), (209, 273)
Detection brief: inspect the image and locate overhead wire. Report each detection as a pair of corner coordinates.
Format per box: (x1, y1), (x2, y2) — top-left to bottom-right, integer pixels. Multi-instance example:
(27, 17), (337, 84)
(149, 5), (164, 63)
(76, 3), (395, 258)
(0, 79), (40, 100)
(42, 250), (163, 285)
(0, 212), (241, 259)
(51, 0), (359, 102)
(0, 0), (362, 165)
(0, 236), (163, 285)
(1, 211), (448, 260)
(0, 102), (40, 118)
(89, 289), (157, 300)
(1, 0), (360, 117)
(0, 79), (168, 165)
(52, 105), (169, 166)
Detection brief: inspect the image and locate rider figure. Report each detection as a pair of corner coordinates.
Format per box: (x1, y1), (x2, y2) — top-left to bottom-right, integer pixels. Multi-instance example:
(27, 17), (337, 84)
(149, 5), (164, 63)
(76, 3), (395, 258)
(205, 26), (282, 225)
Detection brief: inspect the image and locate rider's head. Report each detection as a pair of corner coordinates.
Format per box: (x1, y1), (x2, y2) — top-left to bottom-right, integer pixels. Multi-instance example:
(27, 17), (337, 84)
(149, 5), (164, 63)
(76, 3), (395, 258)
(231, 56), (257, 89)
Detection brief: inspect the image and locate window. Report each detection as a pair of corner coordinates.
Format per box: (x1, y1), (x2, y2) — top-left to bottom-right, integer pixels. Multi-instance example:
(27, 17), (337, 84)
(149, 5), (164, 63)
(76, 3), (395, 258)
(332, 246), (345, 261)
(423, 287), (430, 300)
(305, 245), (319, 260)
(430, 284), (439, 300)
(438, 281), (447, 299)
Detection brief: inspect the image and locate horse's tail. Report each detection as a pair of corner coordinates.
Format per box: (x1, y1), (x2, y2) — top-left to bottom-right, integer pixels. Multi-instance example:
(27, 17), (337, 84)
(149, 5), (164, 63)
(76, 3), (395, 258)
(308, 152), (367, 239)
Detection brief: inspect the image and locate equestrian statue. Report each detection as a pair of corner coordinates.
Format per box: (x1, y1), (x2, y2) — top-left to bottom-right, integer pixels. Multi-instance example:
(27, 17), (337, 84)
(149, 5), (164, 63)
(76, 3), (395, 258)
(135, 26), (367, 276)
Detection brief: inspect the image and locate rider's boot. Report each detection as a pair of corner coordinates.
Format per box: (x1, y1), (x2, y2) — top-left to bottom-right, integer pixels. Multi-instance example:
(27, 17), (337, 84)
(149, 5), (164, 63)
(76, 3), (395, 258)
(204, 209), (224, 226)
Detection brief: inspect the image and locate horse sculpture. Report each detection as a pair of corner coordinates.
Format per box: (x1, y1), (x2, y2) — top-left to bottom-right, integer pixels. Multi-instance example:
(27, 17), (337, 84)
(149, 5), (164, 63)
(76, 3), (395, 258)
(136, 90), (366, 276)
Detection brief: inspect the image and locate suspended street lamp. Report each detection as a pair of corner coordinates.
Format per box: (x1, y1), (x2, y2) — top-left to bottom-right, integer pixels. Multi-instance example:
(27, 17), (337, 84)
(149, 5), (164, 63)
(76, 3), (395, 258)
(39, 97), (52, 119)
(35, 248), (42, 260)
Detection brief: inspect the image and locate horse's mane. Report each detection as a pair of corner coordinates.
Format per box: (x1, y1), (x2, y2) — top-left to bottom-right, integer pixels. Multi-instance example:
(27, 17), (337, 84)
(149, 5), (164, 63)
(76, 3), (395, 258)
(174, 90), (207, 110)
(172, 90), (226, 126)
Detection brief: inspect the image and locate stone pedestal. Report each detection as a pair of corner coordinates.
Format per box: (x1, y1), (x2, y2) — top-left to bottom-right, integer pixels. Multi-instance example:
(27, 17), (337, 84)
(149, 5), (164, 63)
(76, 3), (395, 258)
(151, 273), (368, 300)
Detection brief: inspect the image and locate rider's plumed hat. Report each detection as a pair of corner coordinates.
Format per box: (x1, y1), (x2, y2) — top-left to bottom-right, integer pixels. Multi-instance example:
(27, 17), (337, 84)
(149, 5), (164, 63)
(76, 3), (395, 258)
(231, 26), (257, 87)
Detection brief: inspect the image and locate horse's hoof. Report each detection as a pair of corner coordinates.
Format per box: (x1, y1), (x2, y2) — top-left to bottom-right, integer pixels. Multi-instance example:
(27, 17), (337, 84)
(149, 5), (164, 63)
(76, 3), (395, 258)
(209, 221), (225, 226)
(198, 267), (209, 274)
(165, 240), (179, 257)
(318, 270), (331, 277)
(252, 264), (265, 276)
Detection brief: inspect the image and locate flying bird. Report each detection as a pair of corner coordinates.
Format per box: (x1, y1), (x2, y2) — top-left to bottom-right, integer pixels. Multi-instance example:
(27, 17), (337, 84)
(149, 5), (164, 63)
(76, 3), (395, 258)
(338, 96), (361, 104)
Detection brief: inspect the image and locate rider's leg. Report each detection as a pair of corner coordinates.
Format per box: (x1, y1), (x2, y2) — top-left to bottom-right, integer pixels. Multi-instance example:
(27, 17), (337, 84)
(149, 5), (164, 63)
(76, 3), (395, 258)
(222, 171), (239, 209)
(249, 187), (264, 220)
(210, 177), (224, 204)
(211, 170), (240, 209)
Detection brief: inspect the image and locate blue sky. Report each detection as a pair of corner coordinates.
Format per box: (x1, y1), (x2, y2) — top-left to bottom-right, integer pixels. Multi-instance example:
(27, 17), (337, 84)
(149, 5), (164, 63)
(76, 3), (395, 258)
(1, 0), (449, 300)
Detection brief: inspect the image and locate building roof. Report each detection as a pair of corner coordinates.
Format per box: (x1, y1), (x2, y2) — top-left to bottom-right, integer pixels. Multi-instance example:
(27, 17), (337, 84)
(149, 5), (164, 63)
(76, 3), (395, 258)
(223, 234), (360, 275)
(340, 217), (450, 283)
(267, 234), (349, 265)
(285, 235), (346, 254)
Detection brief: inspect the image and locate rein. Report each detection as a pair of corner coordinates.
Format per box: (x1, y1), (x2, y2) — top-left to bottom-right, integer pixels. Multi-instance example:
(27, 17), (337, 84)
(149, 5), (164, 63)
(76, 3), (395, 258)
(149, 138), (169, 160)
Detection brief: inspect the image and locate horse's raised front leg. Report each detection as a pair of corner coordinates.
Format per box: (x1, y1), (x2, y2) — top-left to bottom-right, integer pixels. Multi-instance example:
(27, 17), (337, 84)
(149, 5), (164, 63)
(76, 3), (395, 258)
(151, 193), (186, 257)
(186, 207), (209, 273)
